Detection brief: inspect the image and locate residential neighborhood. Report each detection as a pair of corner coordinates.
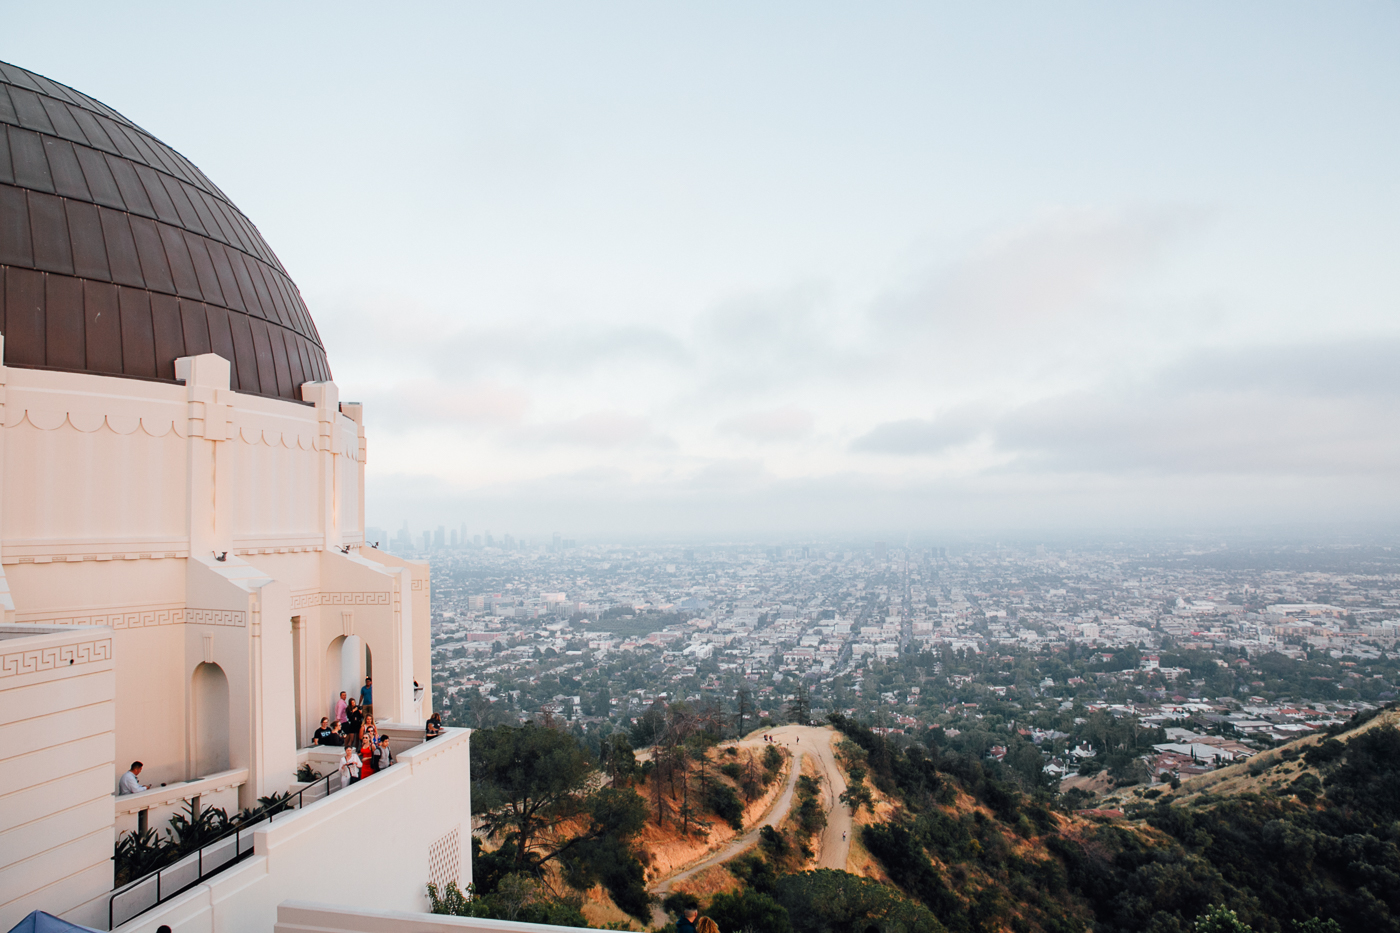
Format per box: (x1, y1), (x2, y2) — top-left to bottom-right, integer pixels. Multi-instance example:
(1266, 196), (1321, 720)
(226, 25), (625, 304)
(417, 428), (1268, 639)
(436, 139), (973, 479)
(391, 535), (1399, 792)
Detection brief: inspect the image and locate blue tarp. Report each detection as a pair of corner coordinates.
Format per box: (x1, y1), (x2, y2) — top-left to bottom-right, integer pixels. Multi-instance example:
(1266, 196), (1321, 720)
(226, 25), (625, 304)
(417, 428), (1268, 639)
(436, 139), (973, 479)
(5, 911), (100, 933)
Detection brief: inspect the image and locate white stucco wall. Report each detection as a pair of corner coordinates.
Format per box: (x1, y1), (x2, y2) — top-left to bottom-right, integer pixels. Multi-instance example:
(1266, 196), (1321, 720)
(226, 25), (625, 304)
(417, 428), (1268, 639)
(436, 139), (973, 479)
(113, 727), (473, 933)
(0, 344), (445, 929)
(0, 623), (116, 931)
(274, 902), (589, 933)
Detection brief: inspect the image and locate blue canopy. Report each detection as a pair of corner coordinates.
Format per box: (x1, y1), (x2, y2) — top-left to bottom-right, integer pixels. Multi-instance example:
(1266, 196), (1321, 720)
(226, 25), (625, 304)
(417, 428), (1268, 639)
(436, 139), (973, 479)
(6, 912), (100, 933)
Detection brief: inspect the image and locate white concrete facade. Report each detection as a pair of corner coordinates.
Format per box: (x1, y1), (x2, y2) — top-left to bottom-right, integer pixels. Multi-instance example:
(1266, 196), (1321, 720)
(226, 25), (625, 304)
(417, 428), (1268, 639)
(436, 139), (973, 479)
(117, 728), (473, 933)
(274, 901), (579, 933)
(0, 623), (115, 928)
(0, 343), (465, 931)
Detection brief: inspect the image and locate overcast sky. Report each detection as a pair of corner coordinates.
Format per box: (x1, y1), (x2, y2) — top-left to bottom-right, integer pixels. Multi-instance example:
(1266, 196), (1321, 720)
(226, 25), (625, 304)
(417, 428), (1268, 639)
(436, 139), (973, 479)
(6, 3), (1399, 540)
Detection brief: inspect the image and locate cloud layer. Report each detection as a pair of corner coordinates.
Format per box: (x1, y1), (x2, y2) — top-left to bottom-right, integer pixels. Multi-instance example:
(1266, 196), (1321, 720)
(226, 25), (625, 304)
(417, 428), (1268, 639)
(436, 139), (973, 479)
(33, 3), (1387, 537)
(337, 208), (1400, 537)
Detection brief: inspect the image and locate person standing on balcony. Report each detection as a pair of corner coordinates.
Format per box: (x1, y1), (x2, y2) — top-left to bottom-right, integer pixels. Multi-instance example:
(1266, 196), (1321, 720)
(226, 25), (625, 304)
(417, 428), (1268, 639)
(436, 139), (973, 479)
(376, 735), (395, 771)
(425, 712), (444, 740)
(359, 733), (375, 780)
(313, 717), (336, 746)
(362, 720), (378, 769)
(339, 745), (361, 789)
(118, 762), (147, 795)
(345, 699), (365, 746)
(334, 691), (349, 727)
(360, 677), (373, 716)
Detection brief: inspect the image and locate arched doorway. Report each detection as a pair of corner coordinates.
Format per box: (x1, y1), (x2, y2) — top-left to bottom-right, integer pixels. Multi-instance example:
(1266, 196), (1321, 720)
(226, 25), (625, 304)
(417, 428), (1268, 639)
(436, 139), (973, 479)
(325, 635), (374, 722)
(192, 662), (230, 776)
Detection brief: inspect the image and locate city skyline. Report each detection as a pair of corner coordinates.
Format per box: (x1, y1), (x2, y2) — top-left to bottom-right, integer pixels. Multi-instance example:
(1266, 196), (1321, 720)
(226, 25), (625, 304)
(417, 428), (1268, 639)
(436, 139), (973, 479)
(5, 3), (1398, 536)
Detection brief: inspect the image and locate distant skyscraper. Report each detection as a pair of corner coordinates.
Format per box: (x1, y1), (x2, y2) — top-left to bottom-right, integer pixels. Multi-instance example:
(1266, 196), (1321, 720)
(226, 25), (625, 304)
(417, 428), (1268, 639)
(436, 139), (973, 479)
(553, 532), (562, 551)
(485, 531), (494, 547)
(434, 525), (445, 549)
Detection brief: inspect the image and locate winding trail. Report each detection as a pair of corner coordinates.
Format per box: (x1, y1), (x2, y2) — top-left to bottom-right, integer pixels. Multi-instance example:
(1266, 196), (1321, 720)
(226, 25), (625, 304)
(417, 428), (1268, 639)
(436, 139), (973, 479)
(648, 725), (852, 924)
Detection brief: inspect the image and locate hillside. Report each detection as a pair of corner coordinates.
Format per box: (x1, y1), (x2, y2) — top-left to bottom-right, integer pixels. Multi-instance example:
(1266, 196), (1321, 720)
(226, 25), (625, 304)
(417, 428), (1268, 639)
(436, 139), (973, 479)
(462, 708), (1400, 933)
(812, 708), (1400, 933)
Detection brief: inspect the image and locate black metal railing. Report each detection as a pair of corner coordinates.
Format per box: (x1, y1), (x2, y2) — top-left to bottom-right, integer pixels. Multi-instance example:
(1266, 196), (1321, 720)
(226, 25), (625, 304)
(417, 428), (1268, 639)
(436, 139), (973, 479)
(108, 772), (334, 930)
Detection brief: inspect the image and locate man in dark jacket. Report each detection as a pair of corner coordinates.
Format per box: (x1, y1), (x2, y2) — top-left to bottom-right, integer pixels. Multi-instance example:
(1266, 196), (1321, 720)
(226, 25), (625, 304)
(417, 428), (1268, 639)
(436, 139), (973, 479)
(677, 906), (699, 933)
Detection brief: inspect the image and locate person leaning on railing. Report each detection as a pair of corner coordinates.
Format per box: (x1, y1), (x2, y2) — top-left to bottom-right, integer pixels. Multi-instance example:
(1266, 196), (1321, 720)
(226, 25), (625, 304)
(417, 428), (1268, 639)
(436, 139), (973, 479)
(425, 712), (444, 740)
(118, 761), (148, 795)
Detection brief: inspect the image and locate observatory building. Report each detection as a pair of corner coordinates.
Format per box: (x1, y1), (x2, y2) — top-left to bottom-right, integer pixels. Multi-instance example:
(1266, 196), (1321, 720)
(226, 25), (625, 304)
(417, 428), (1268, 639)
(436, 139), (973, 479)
(0, 61), (472, 931)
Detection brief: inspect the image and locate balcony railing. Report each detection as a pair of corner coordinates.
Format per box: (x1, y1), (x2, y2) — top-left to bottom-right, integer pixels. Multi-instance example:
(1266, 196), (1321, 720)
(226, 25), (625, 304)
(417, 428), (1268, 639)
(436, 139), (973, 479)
(109, 773), (334, 930)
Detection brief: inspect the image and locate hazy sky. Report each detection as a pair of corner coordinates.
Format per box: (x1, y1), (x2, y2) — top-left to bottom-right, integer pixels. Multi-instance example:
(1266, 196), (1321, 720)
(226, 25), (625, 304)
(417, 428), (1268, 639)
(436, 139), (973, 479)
(6, 3), (1399, 538)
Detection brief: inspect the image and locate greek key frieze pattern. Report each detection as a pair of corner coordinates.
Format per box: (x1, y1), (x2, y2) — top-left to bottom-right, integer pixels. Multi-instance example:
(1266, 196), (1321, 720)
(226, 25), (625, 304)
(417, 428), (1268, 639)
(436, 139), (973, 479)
(186, 609), (247, 627)
(0, 638), (113, 678)
(289, 591), (392, 610)
(18, 607), (246, 629)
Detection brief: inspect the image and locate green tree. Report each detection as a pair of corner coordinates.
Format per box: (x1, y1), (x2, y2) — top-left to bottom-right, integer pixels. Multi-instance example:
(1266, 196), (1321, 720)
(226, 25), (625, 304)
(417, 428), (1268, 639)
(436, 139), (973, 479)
(428, 875), (588, 927)
(471, 723), (594, 871)
(601, 732), (638, 788)
(1195, 905), (1253, 933)
(737, 687), (755, 737)
(707, 889), (793, 933)
(472, 724), (652, 918)
(788, 690), (812, 725)
(773, 869), (946, 933)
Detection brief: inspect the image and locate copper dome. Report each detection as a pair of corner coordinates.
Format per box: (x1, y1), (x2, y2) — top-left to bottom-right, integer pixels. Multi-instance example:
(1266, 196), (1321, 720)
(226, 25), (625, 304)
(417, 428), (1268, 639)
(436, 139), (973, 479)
(0, 60), (330, 401)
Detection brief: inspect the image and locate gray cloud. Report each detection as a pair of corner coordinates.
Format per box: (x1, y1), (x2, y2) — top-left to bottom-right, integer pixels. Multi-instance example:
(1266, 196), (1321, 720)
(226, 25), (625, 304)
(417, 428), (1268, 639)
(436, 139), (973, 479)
(431, 324), (691, 379)
(851, 407), (988, 455)
(1155, 337), (1400, 399)
(995, 338), (1400, 475)
(719, 407), (816, 442)
(874, 206), (1212, 336)
(517, 411), (673, 449)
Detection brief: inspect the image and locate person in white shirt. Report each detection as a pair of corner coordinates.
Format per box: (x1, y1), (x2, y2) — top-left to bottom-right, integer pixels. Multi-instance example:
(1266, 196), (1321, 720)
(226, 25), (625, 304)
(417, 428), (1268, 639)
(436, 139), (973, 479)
(118, 761), (147, 795)
(338, 746), (360, 790)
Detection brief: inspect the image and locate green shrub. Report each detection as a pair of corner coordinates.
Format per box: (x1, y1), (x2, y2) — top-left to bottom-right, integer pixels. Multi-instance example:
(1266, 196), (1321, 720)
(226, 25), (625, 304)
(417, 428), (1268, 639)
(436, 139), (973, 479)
(707, 782), (745, 830)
